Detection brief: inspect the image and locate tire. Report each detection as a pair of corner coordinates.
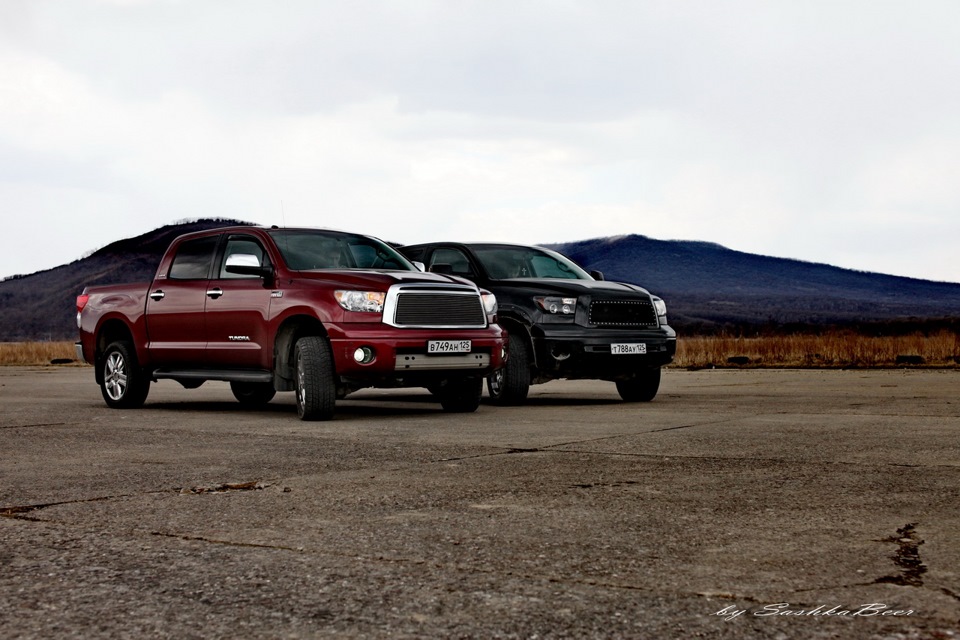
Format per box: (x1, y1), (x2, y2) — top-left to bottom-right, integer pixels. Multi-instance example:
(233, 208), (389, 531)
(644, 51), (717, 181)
(294, 336), (336, 421)
(99, 340), (150, 409)
(616, 368), (662, 402)
(230, 381), (277, 407)
(437, 377), (483, 413)
(486, 333), (531, 405)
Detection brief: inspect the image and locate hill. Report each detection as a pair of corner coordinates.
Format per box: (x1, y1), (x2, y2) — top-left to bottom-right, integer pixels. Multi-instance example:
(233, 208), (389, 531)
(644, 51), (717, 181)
(549, 235), (960, 331)
(0, 219), (253, 342)
(2, 225), (959, 341)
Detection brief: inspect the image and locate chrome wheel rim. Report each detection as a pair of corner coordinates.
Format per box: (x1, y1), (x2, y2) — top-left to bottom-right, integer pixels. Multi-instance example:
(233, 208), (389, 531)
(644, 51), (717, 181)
(295, 352), (305, 411)
(104, 352), (127, 401)
(488, 369), (503, 397)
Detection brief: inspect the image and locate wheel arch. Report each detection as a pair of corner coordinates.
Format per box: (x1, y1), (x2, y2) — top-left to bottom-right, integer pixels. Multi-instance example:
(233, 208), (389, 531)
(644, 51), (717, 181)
(273, 315), (329, 391)
(94, 318), (138, 384)
(496, 314), (537, 370)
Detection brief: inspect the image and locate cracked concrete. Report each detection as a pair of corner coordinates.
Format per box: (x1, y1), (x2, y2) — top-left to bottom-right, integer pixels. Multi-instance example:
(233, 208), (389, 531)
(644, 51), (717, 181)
(876, 523), (928, 588)
(1, 366), (959, 638)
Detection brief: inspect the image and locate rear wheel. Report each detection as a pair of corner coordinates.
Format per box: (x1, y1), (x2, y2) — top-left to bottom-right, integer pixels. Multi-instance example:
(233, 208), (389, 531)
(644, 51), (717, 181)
(616, 368), (661, 402)
(100, 340), (150, 408)
(438, 377), (483, 413)
(230, 381), (276, 407)
(487, 333), (531, 405)
(294, 336), (336, 421)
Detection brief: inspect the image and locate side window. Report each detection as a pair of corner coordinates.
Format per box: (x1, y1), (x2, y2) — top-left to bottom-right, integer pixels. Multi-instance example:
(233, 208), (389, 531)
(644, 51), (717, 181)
(219, 236), (269, 279)
(530, 255), (579, 279)
(428, 248), (475, 277)
(403, 247), (425, 262)
(168, 236), (218, 280)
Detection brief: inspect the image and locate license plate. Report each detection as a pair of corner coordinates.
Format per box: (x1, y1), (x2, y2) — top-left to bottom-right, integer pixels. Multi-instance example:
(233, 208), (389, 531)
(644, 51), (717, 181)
(611, 343), (647, 355)
(428, 339), (472, 354)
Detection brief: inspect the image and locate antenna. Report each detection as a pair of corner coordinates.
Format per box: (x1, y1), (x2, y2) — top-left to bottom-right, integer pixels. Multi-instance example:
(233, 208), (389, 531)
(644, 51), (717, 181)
(280, 200), (287, 228)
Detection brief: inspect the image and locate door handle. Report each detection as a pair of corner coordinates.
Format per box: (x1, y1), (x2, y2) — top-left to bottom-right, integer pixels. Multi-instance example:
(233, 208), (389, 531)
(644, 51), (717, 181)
(206, 287), (224, 299)
(149, 290), (165, 301)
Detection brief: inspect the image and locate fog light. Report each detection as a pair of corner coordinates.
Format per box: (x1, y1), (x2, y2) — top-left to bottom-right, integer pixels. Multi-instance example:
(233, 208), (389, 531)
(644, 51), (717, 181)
(353, 346), (375, 364)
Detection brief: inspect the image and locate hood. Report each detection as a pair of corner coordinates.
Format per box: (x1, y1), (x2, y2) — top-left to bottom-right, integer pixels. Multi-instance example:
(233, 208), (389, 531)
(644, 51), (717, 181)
(290, 269), (476, 290)
(494, 278), (651, 298)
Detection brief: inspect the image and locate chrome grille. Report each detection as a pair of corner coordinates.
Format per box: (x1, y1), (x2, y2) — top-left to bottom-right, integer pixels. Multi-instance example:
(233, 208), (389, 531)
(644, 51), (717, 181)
(589, 299), (658, 327)
(393, 292), (486, 328)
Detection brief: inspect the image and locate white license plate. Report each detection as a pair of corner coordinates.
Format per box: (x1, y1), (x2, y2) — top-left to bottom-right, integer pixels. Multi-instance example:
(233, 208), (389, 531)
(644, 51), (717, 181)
(611, 343), (647, 355)
(428, 339), (472, 354)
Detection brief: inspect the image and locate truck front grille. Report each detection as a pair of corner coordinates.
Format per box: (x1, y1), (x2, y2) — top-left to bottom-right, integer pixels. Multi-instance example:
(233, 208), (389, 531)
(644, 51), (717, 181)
(393, 292), (487, 328)
(589, 299), (658, 327)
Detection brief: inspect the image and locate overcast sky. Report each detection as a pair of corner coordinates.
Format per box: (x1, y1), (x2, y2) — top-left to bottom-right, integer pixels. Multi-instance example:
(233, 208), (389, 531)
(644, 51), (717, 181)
(2, 0), (959, 283)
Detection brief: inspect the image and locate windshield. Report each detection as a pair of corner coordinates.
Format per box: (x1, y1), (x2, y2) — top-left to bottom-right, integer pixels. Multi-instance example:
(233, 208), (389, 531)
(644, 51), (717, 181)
(471, 246), (593, 280)
(268, 230), (416, 272)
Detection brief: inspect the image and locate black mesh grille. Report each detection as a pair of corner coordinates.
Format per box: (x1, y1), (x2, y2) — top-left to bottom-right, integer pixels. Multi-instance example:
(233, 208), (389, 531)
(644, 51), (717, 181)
(394, 293), (486, 327)
(589, 300), (658, 326)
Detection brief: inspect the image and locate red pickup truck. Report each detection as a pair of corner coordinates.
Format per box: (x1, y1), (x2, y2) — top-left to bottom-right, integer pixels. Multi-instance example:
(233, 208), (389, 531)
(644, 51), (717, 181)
(75, 226), (506, 420)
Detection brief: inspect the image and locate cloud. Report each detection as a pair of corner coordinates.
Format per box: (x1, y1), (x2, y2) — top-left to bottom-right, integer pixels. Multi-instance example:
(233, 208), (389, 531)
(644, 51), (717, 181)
(1, 1), (960, 283)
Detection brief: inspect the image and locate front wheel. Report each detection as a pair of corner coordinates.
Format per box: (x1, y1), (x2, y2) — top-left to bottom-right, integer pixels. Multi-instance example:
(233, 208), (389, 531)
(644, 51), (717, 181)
(100, 340), (150, 408)
(616, 368), (661, 402)
(230, 381), (277, 407)
(294, 336), (337, 421)
(437, 377), (483, 413)
(487, 333), (531, 405)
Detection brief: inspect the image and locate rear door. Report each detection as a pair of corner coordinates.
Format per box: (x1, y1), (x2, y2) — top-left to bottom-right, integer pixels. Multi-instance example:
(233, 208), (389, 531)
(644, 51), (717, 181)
(145, 235), (219, 366)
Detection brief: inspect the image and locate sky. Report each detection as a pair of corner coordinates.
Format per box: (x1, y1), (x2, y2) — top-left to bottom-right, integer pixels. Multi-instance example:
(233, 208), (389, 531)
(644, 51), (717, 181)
(2, 0), (959, 283)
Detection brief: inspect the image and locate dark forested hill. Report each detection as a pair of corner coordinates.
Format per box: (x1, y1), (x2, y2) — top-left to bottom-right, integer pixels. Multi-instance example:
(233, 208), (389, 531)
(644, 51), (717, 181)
(3, 225), (959, 341)
(0, 219), (253, 341)
(549, 235), (960, 331)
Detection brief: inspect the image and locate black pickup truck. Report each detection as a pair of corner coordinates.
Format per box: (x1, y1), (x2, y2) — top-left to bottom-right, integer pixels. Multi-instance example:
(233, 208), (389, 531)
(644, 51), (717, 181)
(399, 242), (676, 404)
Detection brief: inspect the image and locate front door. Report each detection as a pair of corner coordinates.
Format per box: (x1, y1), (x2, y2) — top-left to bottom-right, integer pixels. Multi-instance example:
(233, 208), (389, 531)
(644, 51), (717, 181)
(203, 234), (274, 370)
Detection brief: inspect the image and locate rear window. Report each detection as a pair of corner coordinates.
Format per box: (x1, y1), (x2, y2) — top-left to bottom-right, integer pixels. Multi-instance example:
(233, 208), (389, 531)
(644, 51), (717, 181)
(168, 236), (218, 280)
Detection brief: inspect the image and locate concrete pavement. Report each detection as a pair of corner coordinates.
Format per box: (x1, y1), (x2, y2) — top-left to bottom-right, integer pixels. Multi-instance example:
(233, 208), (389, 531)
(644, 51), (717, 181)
(1, 367), (958, 638)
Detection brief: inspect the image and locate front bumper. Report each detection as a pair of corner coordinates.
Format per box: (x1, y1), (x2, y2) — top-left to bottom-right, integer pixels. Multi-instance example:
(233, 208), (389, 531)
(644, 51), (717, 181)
(531, 324), (676, 380)
(326, 323), (506, 383)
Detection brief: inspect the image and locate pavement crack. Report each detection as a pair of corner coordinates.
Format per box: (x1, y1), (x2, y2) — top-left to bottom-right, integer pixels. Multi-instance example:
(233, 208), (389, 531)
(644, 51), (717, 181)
(2, 480), (273, 519)
(645, 418), (742, 433)
(149, 530), (301, 552)
(178, 480), (270, 494)
(874, 523), (927, 587)
(0, 494), (146, 518)
(0, 422), (71, 430)
(434, 418), (760, 463)
(940, 587), (960, 603)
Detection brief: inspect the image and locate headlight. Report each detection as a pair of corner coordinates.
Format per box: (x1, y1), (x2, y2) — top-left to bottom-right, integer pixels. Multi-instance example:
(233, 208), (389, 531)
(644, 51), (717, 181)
(481, 291), (498, 315)
(651, 296), (667, 317)
(335, 290), (385, 313)
(535, 296), (577, 315)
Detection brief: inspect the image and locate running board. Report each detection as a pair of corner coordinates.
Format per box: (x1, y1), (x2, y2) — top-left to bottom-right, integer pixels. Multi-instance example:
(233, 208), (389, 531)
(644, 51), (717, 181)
(152, 369), (273, 383)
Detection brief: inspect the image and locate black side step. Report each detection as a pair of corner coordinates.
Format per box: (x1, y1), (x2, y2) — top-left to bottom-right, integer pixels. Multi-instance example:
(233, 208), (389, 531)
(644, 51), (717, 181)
(152, 369), (273, 383)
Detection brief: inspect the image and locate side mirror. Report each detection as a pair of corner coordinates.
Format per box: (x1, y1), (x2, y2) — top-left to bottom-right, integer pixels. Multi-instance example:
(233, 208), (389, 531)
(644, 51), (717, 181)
(225, 253), (273, 278)
(590, 270), (604, 281)
(412, 261), (426, 272)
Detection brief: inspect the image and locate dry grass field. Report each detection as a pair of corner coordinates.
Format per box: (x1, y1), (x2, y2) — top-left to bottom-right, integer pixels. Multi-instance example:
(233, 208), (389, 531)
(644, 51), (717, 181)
(675, 330), (960, 368)
(0, 341), (78, 366)
(3, 332), (960, 368)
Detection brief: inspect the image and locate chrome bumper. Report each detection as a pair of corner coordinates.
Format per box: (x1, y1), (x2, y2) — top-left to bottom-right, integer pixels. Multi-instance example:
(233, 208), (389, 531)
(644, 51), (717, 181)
(395, 353), (490, 371)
